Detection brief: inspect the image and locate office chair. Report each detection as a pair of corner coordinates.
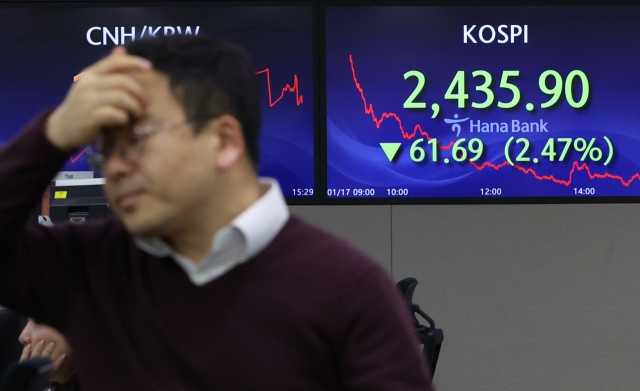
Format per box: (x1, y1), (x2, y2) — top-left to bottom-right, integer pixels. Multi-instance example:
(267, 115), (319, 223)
(396, 277), (444, 378)
(0, 309), (25, 381)
(0, 357), (53, 391)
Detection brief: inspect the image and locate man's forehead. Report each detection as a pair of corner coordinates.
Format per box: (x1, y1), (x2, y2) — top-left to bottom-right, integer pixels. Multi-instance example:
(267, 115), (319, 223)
(126, 69), (181, 118)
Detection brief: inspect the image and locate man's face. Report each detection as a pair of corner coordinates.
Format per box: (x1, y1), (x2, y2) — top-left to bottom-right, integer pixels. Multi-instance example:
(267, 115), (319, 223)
(102, 70), (220, 237)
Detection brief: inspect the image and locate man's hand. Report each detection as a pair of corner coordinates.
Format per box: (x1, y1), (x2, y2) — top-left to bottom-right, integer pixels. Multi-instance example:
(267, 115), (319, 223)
(45, 46), (152, 151)
(19, 339), (66, 368)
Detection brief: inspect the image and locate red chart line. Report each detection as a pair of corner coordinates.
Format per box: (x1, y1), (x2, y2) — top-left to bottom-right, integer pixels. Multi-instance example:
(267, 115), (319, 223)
(69, 147), (88, 164)
(348, 54), (640, 188)
(256, 68), (304, 107)
(349, 55), (451, 148)
(69, 68), (303, 163)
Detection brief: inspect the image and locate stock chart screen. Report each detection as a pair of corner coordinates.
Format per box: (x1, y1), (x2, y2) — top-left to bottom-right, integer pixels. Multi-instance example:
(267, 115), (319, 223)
(325, 6), (640, 200)
(0, 6), (315, 198)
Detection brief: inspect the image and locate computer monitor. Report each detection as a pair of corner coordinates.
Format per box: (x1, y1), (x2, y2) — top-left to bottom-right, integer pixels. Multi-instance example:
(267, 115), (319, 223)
(0, 3), (316, 201)
(325, 5), (640, 203)
(49, 179), (111, 223)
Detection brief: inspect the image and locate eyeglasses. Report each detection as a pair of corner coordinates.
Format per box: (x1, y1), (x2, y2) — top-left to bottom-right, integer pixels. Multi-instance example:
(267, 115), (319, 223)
(86, 121), (191, 173)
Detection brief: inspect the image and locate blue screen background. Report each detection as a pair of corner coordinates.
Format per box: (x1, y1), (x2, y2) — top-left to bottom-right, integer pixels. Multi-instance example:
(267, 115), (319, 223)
(326, 6), (640, 198)
(0, 6), (314, 197)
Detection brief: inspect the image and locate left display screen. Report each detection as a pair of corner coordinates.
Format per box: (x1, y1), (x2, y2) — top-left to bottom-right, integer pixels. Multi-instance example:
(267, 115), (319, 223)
(0, 5), (315, 198)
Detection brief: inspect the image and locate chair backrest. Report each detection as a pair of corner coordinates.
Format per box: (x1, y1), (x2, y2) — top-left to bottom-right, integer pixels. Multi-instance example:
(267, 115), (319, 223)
(0, 309), (25, 381)
(0, 357), (53, 391)
(396, 278), (444, 379)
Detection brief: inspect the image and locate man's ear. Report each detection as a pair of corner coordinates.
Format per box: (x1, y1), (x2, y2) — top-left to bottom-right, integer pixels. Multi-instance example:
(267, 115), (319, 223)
(205, 114), (246, 170)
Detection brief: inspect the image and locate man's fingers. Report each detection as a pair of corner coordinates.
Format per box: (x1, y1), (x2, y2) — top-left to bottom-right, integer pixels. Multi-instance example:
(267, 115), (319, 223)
(88, 53), (151, 75)
(53, 353), (66, 369)
(30, 340), (45, 357)
(112, 46), (127, 56)
(46, 46), (150, 151)
(92, 73), (146, 110)
(41, 341), (56, 358)
(19, 344), (31, 362)
(19, 341), (56, 362)
(92, 105), (131, 129)
(96, 90), (145, 119)
(93, 74), (146, 105)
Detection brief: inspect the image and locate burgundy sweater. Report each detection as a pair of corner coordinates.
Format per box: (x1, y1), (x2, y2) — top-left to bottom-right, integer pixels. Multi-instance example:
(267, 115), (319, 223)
(0, 113), (433, 390)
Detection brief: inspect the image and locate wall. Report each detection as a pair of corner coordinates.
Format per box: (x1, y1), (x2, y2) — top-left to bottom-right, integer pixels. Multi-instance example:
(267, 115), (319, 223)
(291, 204), (640, 391)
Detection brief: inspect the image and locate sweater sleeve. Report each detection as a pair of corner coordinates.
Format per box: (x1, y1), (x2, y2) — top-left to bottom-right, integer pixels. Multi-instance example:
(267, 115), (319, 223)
(0, 112), (84, 329)
(340, 264), (435, 391)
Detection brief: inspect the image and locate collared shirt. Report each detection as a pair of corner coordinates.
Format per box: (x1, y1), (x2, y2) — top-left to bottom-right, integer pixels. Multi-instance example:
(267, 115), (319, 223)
(135, 178), (290, 286)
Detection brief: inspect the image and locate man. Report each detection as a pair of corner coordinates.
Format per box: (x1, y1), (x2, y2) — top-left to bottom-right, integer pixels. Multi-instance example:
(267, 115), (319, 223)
(0, 35), (432, 389)
(19, 318), (78, 390)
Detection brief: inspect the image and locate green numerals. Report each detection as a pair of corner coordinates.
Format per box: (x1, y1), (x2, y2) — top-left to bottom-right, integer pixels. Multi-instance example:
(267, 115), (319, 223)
(452, 138), (484, 162)
(410, 138), (439, 162)
(410, 138), (426, 162)
(541, 138), (584, 162)
(511, 137), (611, 166)
(403, 70), (427, 109)
(452, 138), (468, 162)
(539, 70), (590, 109)
(409, 138), (483, 163)
(445, 71), (469, 108)
(515, 138), (531, 162)
(467, 138), (484, 162)
(471, 70), (494, 109)
(403, 69), (589, 112)
(540, 138), (579, 162)
(497, 71), (521, 109)
(565, 70), (589, 108)
(445, 70), (520, 109)
(557, 138), (573, 161)
(539, 70), (562, 108)
(427, 138), (438, 162)
(541, 138), (556, 161)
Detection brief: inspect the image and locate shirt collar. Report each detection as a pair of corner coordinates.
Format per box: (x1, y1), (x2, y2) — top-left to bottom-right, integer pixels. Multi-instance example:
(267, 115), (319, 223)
(135, 178), (290, 285)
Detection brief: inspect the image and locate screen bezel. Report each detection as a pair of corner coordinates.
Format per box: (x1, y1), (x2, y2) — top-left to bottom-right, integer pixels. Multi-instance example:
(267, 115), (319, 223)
(319, 0), (640, 205)
(0, 0), (321, 205)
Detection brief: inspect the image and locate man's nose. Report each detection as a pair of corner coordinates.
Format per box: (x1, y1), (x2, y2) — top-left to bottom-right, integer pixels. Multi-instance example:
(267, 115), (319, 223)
(102, 145), (138, 180)
(18, 329), (31, 345)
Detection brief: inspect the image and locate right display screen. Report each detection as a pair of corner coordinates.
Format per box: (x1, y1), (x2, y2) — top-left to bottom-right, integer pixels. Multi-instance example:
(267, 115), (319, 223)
(325, 6), (640, 200)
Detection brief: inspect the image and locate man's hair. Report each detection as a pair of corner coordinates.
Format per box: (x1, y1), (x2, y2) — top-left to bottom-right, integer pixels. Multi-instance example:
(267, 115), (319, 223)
(125, 35), (261, 166)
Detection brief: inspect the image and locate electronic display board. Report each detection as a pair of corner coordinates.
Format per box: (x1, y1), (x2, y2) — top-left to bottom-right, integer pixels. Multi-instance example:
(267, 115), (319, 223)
(0, 5), (315, 198)
(325, 6), (640, 200)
